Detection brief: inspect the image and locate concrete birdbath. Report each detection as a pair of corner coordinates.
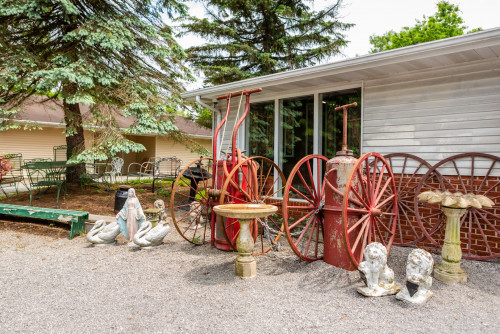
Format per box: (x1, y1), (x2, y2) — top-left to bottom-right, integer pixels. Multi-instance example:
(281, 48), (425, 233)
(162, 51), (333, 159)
(213, 204), (278, 279)
(418, 190), (494, 283)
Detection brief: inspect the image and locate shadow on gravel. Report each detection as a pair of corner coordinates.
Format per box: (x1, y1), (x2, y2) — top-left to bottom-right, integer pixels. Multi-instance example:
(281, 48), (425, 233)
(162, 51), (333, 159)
(184, 260), (236, 285)
(296, 264), (361, 293)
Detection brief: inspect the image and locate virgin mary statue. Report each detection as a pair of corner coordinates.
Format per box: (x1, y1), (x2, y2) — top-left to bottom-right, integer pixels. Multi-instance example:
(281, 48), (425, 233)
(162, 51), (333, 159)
(116, 188), (146, 242)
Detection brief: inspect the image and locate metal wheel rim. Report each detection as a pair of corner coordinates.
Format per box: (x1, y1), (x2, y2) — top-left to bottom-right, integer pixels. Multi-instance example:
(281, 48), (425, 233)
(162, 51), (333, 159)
(415, 152), (500, 260)
(170, 157), (213, 245)
(343, 152), (398, 267)
(282, 155), (328, 262)
(383, 153), (436, 246)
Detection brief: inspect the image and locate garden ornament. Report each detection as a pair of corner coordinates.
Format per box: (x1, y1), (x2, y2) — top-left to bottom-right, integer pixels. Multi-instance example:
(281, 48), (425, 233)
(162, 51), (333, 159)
(133, 218), (171, 248)
(418, 190), (493, 283)
(154, 199), (168, 224)
(189, 201), (206, 230)
(396, 249), (434, 304)
(116, 188), (146, 243)
(357, 242), (400, 297)
(87, 220), (121, 246)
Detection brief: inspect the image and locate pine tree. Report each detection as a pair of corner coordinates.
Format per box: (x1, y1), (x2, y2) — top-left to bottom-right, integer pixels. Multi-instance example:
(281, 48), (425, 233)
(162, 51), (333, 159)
(0, 0), (194, 181)
(181, 0), (353, 86)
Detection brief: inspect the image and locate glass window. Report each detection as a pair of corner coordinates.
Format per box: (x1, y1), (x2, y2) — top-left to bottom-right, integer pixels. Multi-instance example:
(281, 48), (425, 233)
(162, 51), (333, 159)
(320, 88), (361, 158)
(248, 101), (274, 160)
(280, 95), (314, 178)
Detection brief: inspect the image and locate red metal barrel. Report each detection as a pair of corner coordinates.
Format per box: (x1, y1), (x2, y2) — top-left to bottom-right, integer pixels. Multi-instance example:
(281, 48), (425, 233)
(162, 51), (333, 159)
(323, 155), (359, 271)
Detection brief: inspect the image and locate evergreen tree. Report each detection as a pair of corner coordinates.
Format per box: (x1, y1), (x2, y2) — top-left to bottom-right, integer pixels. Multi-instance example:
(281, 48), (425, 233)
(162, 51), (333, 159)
(0, 0), (197, 182)
(369, 1), (481, 53)
(180, 0), (353, 85)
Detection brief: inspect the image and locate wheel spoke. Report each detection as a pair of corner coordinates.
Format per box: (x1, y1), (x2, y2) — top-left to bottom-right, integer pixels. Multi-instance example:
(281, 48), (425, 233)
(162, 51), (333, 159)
(294, 215), (315, 247)
(351, 218), (370, 255)
(477, 160), (496, 193)
(347, 214), (369, 234)
(290, 186), (315, 204)
(374, 177), (392, 206)
(373, 164), (386, 202)
(375, 193), (395, 209)
(289, 209), (316, 230)
(296, 170), (316, 202)
(472, 210), (493, 254)
(306, 159), (318, 201)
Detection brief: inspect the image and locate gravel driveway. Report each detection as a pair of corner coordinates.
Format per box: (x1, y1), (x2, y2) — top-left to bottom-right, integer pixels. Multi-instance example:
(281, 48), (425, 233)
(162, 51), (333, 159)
(0, 224), (498, 333)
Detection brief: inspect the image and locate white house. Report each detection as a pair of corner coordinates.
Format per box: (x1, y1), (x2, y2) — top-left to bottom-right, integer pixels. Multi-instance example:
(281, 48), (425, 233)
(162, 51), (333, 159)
(181, 27), (500, 177)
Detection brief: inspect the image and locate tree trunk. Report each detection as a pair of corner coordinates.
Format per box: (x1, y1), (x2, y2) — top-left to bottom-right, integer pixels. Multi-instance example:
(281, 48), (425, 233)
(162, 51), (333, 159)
(62, 85), (86, 183)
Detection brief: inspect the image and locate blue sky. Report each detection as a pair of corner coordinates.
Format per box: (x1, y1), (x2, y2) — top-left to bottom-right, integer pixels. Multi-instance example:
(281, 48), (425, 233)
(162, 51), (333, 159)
(175, 0), (500, 88)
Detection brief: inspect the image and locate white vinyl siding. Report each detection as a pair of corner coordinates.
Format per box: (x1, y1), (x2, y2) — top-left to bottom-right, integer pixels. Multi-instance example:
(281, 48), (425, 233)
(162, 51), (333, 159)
(362, 58), (500, 175)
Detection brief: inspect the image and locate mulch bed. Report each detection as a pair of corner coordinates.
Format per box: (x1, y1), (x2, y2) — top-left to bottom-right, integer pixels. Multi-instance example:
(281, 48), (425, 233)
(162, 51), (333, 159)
(0, 182), (172, 216)
(0, 181), (180, 238)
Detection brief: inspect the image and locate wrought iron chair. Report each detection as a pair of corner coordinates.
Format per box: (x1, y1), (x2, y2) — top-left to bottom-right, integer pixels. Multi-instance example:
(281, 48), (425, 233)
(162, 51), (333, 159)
(126, 157), (159, 183)
(80, 161), (109, 189)
(152, 157), (182, 192)
(23, 158), (66, 208)
(105, 157), (124, 184)
(53, 145), (67, 162)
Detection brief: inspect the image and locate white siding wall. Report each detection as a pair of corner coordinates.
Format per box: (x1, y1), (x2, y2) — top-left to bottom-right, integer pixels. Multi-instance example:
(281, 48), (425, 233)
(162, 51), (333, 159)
(216, 99), (246, 158)
(363, 58), (500, 175)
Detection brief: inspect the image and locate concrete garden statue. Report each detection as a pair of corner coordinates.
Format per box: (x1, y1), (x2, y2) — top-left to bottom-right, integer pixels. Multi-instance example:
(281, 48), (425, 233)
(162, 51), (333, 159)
(154, 199), (168, 224)
(87, 220), (121, 246)
(357, 242), (400, 297)
(418, 190), (494, 283)
(116, 188), (146, 244)
(189, 201), (205, 230)
(133, 217), (172, 248)
(396, 249), (434, 304)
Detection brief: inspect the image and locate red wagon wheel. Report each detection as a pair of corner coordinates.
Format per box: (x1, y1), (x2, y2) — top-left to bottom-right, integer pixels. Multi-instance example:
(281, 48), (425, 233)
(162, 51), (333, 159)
(282, 155), (329, 262)
(170, 157), (214, 245)
(219, 156), (286, 256)
(343, 152), (398, 267)
(383, 153), (439, 246)
(415, 153), (500, 260)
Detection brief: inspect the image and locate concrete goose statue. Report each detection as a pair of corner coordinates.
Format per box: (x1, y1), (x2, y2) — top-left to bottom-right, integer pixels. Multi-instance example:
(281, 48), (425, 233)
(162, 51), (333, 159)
(87, 220), (121, 246)
(133, 218), (171, 248)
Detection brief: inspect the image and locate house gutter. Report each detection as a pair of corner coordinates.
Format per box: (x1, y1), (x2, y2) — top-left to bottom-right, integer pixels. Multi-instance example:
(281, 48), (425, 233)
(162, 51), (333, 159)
(195, 95), (220, 114)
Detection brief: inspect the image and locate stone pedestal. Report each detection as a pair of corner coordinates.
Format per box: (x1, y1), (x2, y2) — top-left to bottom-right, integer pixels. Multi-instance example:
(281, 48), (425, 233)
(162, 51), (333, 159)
(213, 204), (278, 279)
(434, 207), (468, 283)
(144, 208), (162, 228)
(235, 218), (256, 278)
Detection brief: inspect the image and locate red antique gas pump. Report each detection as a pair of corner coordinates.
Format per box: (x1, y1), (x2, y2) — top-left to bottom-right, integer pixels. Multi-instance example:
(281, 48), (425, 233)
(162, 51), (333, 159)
(323, 102), (360, 271)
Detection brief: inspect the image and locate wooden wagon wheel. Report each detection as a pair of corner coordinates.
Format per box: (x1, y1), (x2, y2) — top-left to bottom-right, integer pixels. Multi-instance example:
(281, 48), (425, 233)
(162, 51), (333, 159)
(170, 157), (214, 245)
(282, 155), (329, 262)
(382, 153), (439, 246)
(415, 153), (500, 260)
(343, 152), (398, 267)
(218, 156), (286, 255)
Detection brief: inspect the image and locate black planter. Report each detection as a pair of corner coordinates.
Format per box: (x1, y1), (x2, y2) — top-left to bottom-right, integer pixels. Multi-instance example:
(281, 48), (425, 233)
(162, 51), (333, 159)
(114, 185), (131, 214)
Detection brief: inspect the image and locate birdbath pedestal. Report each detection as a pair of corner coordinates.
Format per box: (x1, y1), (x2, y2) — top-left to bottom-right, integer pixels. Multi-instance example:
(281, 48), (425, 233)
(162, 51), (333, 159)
(213, 204), (278, 279)
(418, 191), (494, 283)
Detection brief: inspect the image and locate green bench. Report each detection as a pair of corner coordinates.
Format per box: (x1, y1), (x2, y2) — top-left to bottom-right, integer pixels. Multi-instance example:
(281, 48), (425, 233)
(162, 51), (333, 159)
(0, 203), (89, 239)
